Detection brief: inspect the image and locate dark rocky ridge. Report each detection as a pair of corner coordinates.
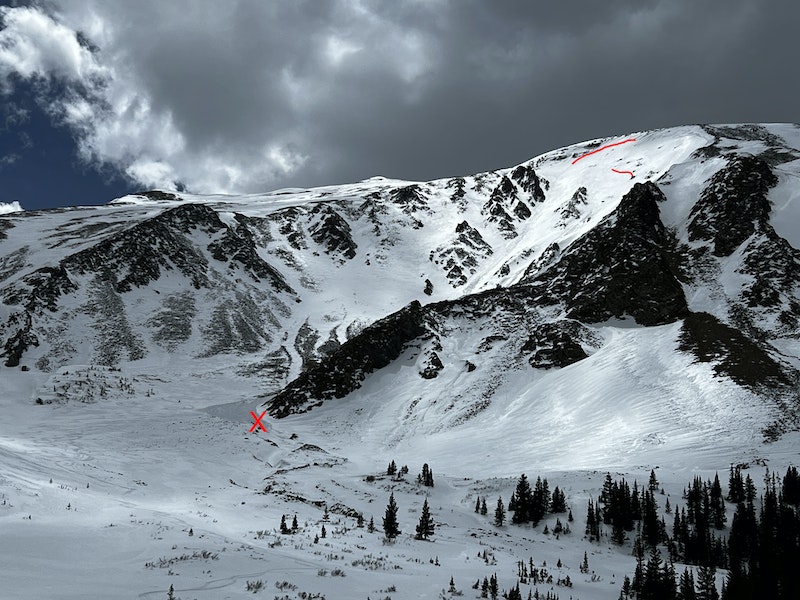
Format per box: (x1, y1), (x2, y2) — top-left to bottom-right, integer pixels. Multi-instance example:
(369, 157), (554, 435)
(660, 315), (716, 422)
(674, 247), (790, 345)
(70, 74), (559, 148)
(679, 311), (790, 389)
(688, 155), (778, 257)
(525, 182), (688, 326)
(266, 301), (429, 417)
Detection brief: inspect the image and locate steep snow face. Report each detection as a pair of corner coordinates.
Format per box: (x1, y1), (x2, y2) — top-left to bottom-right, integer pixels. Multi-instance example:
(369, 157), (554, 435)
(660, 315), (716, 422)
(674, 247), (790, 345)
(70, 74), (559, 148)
(2, 124), (800, 450)
(0, 125), (711, 381)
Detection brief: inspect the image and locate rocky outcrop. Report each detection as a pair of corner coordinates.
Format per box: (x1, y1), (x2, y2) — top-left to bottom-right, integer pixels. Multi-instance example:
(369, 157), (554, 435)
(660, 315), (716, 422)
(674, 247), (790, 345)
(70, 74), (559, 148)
(431, 221), (493, 287)
(266, 301), (429, 417)
(688, 156), (777, 257)
(482, 176), (532, 239)
(522, 321), (591, 369)
(307, 204), (357, 261)
(679, 311), (790, 389)
(526, 182), (688, 326)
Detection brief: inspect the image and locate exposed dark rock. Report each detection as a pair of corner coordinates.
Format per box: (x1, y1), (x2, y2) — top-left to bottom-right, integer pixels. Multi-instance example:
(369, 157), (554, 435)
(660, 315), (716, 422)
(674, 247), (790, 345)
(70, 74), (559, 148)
(521, 242), (560, 281)
(423, 279), (433, 296)
(390, 185), (428, 213)
(266, 301), (429, 417)
(419, 350), (444, 379)
(679, 311), (791, 389)
(3, 265), (77, 312)
(0, 218), (13, 241)
(559, 186), (588, 221)
(432, 221), (493, 287)
(2, 311), (37, 367)
(465, 360), (476, 372)
(688, 156), (778, 256)
(447, 177), (468, 210)
(526, 182), (688, 326)
(522, 321), (590, 369)
(510, 164), (546, 202)
(307, 204), (357, 261)
(483, 176), (532, 239)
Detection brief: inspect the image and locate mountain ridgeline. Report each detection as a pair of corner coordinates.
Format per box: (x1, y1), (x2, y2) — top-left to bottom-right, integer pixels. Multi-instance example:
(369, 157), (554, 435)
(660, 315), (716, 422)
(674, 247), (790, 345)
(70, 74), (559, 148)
(1, 124), (799, 442)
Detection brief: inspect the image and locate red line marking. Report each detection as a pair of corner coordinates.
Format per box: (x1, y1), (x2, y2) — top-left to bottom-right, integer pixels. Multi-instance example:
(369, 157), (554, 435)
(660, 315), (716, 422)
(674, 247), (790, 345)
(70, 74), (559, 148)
(611, 168), (635, 179)
(249, 410), (268, 432)
(571, 138), (636, 164)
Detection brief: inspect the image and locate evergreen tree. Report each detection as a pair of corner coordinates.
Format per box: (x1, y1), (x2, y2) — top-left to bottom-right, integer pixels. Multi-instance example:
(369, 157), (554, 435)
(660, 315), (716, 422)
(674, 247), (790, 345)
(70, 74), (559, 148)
(280, 514), (290, 534)
(530, 476), (550, 524)
(167, 584), (176, 600)
(383, 492), (400, 538)
(321, 524), (327, 538)
(586, 499), (600, 541)
(357, 513), (364, 527)
(480, 497), (488, 516)
(512, 474), (532, 523)
(696, 565), (718, 600)
(489, 573), (498, 600)
(368, 515), (375, 533)
(551, 486), (567, 513)
(291, 514), (298, 533)
(387, 460), (397, 475)
(580, 551), (589, 574)
(475, 496), (481, 513)
(649, 469), (660, 492)
(418, 463), (434, 487)
(415, 497), (435, 540)
(678, 568), (696, 600)
(481, 577), (489, 598)
(494, 497), (505, 527)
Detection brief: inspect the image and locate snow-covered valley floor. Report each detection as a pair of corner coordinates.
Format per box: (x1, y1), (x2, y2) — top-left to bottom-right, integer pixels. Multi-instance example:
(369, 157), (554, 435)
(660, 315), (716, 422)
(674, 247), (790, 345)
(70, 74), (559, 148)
(2, 360), (798, 599)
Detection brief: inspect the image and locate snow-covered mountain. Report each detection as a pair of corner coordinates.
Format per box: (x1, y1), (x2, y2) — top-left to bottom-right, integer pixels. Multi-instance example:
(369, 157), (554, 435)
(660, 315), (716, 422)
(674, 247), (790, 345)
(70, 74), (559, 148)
(5, 124), (799, 443)
(2, 123), (800, 598)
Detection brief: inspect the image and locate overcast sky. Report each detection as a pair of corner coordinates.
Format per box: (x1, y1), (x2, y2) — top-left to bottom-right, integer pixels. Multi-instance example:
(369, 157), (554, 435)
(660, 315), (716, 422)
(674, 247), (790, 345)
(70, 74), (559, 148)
(0, 0), (797, 211)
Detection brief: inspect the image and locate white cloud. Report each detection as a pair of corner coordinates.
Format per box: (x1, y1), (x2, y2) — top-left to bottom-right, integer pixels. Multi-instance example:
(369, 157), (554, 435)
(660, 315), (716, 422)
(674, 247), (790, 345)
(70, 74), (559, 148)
(0, 201), (24, 214)
(0, 1), (795, 198)
(0, 1), (441, 194)
(0, 6), (104, 86)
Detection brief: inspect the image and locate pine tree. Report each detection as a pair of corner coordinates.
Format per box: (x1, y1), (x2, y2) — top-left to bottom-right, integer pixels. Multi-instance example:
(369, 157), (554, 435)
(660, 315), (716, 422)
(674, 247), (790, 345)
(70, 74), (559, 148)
(387, 460), (397, 475)
(475, 496), (481, 513)
(494, 497), (505, 527)
(580, 551), (589, 574)
(586, 499), (599, 541)
(649, 469), (660, 492)
(357, 513), (364, 527)
(415, 497), (434, 540)
(368, 515), (375, 533)
(480, 497), (487, 515)
(513, 474), (532, 524)
(321, 524), (326, 538)
(291, 514), (298, 532)
(383, 492), (400, 538)
(551, 486), (567, 513)
(481, 577), (489, 598)
(489, 573), (499, 600)
(280, 514), (289, 534)
(696, 565), (718, 600)
(167, 584), (176, 600)
(678, 568), (696, 600)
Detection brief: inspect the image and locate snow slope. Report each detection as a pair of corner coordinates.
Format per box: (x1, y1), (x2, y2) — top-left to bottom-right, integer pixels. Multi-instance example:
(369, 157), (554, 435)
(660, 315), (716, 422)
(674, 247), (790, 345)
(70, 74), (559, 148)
(1, 123), (800, 598)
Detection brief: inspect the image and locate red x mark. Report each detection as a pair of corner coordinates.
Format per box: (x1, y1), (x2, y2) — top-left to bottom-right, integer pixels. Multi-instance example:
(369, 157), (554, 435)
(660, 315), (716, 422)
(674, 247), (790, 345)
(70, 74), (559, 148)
(249, 410), (268, 433)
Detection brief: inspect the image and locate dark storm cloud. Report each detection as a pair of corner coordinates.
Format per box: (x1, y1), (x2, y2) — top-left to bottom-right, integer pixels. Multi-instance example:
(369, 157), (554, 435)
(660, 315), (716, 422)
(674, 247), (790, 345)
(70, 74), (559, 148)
(0, 0), (797, 194)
